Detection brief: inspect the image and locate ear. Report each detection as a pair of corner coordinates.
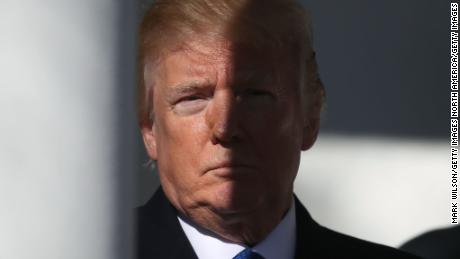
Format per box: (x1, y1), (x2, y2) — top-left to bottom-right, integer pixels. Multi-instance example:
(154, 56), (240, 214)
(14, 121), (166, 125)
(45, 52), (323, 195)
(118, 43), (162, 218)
(140, 121), (158, 160)
(301, 117), (319, 151)
(301, 94), (322, 151)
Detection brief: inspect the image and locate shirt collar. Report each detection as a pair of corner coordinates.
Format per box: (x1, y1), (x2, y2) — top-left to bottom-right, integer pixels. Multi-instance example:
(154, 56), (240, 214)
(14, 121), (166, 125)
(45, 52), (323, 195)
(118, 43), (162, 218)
(177, 198), (296, 259)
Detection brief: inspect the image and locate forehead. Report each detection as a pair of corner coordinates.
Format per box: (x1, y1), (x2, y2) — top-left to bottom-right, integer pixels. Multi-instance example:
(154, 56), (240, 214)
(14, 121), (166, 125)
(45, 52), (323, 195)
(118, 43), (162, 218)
(165, 38), (233, 77)
(156, 36), (295, 83)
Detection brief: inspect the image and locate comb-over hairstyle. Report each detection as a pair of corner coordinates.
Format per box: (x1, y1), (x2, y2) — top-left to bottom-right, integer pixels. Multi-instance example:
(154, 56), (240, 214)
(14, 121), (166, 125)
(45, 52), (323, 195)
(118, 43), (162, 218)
(137, 0), (325, 125)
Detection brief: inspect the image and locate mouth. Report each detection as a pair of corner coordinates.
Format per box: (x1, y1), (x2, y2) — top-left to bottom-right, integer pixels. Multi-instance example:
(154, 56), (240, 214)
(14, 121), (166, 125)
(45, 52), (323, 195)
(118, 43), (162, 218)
(206, 163), (257, 178)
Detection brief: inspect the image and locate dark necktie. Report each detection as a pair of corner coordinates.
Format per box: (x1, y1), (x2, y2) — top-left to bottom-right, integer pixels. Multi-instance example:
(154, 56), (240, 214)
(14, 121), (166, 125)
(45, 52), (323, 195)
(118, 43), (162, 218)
(232, 248), (265, 259)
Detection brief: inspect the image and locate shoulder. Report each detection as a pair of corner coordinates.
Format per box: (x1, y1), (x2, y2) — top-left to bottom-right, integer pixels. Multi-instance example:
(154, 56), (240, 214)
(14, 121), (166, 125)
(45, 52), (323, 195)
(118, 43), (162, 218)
(400, 226), (460, 259)
(311, 225), (420, 258)
(294, 196), (421, 259)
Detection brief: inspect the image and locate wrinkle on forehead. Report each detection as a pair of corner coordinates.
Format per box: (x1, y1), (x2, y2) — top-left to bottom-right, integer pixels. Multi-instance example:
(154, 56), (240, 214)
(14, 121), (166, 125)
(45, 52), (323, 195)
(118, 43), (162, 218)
(184, 37), (284, 75)
(164, 34), (289, 65)
(182, 36), (234, 64)
(156, 35), (300, 98)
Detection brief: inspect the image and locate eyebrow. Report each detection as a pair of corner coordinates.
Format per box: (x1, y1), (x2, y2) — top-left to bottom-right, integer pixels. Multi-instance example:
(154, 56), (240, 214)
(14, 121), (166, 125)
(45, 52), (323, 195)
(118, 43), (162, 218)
(235, 70), (276, 87)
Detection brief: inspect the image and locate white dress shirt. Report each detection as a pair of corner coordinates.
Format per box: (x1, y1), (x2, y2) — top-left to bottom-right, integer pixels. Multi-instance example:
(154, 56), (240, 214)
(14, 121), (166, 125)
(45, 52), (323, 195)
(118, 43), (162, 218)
(177, 199), (296, 259)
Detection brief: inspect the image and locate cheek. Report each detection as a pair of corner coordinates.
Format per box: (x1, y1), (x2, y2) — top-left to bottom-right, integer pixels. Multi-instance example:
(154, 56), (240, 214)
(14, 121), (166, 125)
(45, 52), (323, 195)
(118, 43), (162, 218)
(248, 101), (302, 141)
(276, 90), (304, 139)
(246, 101), (303, 169)
(168, 113), (209, 148)
(155, 116), (208, 198)
(155, 111), (210, 174)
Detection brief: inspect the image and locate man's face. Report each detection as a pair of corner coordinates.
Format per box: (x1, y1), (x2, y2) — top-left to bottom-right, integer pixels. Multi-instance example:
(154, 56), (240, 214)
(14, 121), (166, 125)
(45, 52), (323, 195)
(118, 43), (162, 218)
(142, 36), (313, 220)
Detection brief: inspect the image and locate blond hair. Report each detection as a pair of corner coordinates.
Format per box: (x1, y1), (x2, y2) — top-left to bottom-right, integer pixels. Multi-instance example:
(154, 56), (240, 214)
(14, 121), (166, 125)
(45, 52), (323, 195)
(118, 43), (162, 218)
(137, 0), (325, 125)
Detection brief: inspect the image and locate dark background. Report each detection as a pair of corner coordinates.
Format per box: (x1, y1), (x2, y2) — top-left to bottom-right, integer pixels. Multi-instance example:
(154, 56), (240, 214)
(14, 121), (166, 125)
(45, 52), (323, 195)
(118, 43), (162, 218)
(305, 0), (448, 138)
(135, 0), (449, 205)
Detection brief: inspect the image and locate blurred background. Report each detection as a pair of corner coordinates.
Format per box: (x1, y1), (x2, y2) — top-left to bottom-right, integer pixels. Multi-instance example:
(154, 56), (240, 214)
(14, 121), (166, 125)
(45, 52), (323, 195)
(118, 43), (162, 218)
(0, 0), (138, 258)
(0, 0), (450, 258)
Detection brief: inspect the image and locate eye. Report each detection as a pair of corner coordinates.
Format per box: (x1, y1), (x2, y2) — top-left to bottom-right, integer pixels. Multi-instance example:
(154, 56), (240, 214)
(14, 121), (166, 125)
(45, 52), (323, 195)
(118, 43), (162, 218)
(173, 95), (208, 115)
(240, 88), (275, 109)
(180, 95), (202, 102)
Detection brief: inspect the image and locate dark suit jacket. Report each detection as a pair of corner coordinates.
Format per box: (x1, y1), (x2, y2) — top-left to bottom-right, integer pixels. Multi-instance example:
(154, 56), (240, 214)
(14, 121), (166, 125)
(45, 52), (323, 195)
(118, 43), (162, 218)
(400, 226), (460, 259)
(137, 187), (420, 259)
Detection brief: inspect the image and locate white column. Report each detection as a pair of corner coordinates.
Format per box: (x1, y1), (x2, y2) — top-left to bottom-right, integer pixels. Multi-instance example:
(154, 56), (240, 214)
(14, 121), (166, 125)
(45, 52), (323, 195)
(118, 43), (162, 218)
(0, 1), (136, 258)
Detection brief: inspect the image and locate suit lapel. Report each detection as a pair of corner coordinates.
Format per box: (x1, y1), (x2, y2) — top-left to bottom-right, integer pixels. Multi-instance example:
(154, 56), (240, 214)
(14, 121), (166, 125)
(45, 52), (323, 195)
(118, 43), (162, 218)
(137, 187), (198, 259)
(294, 195), (323, 259)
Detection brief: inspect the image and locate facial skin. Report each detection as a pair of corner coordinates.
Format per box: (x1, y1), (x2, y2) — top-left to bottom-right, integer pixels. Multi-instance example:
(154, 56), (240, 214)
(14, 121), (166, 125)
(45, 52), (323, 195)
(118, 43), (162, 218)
(141, 36), (318, 245)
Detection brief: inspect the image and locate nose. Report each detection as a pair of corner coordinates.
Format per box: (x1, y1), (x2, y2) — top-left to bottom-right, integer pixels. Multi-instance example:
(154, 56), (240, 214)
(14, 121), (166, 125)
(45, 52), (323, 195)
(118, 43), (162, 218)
(206, 89), (241, 145)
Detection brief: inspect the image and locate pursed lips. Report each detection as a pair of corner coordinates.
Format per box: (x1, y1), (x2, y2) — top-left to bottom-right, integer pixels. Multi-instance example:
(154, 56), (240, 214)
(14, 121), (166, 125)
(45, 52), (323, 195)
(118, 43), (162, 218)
(205, 161), (257, 177)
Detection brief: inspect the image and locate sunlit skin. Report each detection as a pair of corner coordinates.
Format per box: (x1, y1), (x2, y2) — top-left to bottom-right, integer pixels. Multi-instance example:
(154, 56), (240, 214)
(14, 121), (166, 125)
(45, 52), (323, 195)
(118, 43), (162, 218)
(141, 36), (318, 245)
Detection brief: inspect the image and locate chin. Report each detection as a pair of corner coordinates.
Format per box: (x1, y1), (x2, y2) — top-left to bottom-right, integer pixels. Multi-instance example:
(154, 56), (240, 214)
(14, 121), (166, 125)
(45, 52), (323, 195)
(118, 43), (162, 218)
(209, 180), (265, 214)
